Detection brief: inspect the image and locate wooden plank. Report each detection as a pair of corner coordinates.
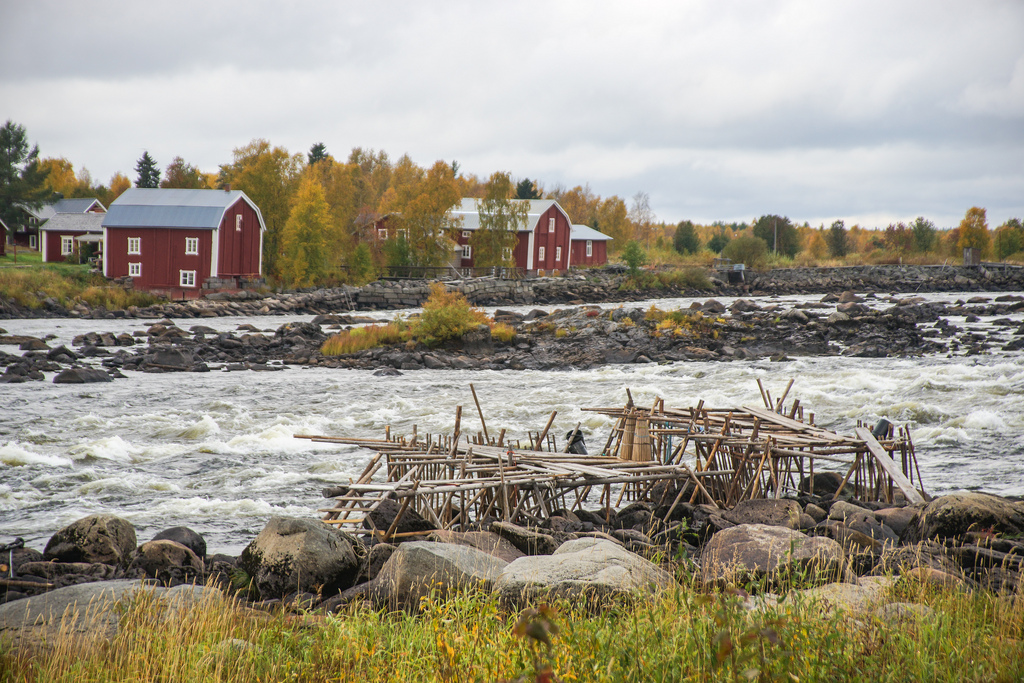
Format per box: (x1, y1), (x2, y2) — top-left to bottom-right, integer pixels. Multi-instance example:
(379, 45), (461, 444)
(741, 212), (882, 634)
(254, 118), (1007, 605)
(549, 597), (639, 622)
(854, 427), (925, 504)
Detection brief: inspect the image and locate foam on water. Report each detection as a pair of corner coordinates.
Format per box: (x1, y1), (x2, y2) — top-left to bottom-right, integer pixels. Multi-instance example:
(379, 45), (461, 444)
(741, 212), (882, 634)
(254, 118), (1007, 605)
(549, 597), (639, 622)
(0, 441), (73, 468)
(177, 414), (222, 440)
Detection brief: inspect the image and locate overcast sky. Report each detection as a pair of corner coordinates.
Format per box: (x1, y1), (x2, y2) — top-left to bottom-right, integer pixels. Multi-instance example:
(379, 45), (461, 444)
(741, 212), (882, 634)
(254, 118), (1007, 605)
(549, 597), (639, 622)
(2, 1), (1022, 228)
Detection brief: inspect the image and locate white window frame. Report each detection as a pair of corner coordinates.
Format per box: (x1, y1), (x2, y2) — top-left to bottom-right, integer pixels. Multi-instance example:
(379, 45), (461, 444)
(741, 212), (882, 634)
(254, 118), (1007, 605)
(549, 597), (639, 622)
(555, 246), (562, 263)
(29, 234), (37, 249)
(538, 246), (546, 262)
(235, 215), (243, 232)
(462, 230), (471, 239)
(396, 229), (408, 241)
(61, 235), (74, 255)
(185, 237), (199, 255)
(462, 245), (472, 259)
(586, 240), (593, 257)
(548, 218), (555, 232)
(377, 228), (388, 240)
(127, 237), (141, 255)
(180, 270), (196, 287)
(128, 262), (141, 277)
(503, 247), (513, 261)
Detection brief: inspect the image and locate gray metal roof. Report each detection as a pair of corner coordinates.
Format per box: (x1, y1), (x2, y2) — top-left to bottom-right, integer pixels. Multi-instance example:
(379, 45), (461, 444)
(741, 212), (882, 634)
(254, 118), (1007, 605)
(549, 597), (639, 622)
(39, 212), (106, 233)
(451, 198), (566, 232)
(25, 197), (105, 221)
(570, 224), (613, 241)
(102, 188), (265, 231)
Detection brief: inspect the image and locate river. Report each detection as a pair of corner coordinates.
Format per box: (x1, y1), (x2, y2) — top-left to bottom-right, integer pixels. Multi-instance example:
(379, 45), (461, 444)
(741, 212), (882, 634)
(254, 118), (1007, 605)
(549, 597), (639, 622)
(1, 291), (1022, 555)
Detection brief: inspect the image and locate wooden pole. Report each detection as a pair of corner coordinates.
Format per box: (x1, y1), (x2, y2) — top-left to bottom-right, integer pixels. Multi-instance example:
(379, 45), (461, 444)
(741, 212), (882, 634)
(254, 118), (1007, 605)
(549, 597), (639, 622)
(535, 410), (557, 451)
(470, 383), (489, 442)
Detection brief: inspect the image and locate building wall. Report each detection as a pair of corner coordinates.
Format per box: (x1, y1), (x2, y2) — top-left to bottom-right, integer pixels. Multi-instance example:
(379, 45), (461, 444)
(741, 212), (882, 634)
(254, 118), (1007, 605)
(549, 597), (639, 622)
(42, 230), (95, 263)
(216, 199), (263, 277)
(532, 205), (571, 272)
(106, 227), (212, 295)
(570, 239), (609, 266)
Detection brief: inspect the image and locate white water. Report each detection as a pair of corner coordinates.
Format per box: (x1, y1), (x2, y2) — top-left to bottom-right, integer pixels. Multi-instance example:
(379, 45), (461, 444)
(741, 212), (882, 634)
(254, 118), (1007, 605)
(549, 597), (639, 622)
(1, 292), (1022, 555)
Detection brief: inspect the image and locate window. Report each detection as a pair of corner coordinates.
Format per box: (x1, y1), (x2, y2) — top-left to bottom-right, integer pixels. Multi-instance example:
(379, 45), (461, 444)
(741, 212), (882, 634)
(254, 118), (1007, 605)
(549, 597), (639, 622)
(462, 245), (472, 259)
(61, 236), (74, 255)
(180, 270), (196, 287)
(235, 215), (243, 232)
(538, 246), (546, 262)
(127, 237), (141, 254)
(396, 229), (408, 241)
(29, 234), (37, 249)
(555, 246), (562, 263)
(185, 237), (199, 255)
(462, 230), (471, 239)
(586, 240), (593, 257)
(548, 218), (555, 232)
(128, 262), (141, 277)
(377, 228), (388, 240)
(503, 247), (513, 261)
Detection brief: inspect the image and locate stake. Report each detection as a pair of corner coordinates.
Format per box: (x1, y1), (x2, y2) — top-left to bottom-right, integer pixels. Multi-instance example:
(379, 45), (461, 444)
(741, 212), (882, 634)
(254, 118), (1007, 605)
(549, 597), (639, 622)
(470, 383), (489, 442)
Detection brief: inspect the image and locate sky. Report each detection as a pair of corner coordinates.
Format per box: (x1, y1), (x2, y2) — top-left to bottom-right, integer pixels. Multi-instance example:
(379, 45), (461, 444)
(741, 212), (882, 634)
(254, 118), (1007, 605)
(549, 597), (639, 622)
(2, 1), (1023, 229)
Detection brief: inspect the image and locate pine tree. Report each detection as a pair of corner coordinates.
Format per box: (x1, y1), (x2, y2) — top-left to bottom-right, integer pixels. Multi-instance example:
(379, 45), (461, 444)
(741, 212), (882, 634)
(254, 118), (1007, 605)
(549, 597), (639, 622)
(134, 151), (161, 188)
(307, 142), (328, 166)
(0, 120), (50, 238)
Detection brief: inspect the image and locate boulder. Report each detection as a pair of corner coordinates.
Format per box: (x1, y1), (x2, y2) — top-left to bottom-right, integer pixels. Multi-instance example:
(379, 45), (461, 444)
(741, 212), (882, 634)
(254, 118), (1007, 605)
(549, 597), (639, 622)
(699, 524), (846, 588)
(460, 324), (493, 355)
(795, 575), (895, 615)
(364, 498), (436, 536)
(363, 543), (397, 582)
(490, 521), (560, 556)
(52, 368), (113, 384)
(723, 499), (802, 530)
(44, 514), (137, 567)
(798, 472), (847, 497)
(871, 541), (965, 578)
(239, 517), (360, 600)
(152, 526), (207, 559)
(373, 541), (508, 610)
(425, 530), (525, 563)
(492, 537), (673, 606)
(148, 348), (193, 370)
(874, 506), (920, 538)
(128, 540), (205, 586)
(901, 492), (1024, 543)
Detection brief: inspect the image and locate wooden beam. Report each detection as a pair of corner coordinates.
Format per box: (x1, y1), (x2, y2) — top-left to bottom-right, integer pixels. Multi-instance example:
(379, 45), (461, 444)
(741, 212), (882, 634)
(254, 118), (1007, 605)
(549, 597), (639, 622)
(854, 427), (925, 504)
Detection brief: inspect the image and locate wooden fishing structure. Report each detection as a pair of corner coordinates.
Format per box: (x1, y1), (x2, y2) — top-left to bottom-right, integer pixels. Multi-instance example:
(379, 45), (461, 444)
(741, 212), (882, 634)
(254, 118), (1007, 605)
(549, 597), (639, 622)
(297, 381), (929, 542)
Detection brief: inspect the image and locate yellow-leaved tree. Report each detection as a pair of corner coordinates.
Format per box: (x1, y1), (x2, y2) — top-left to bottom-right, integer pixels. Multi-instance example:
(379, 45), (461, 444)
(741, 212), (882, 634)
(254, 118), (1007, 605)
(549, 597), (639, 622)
(471, 171), (529, 268)
(279, 177), (331, 288)
(398, 161), (462, 267)
(957, 207), (991, 258)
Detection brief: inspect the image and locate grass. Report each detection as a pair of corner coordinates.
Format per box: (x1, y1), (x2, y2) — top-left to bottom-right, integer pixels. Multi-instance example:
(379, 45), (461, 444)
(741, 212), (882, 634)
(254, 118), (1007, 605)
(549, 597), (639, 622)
(0, 254), (162, 310)
(2, 572), (1021, 683)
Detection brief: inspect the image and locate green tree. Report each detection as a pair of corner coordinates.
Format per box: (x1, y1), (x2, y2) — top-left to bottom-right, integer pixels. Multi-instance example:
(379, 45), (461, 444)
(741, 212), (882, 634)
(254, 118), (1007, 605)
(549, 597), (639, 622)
(993, 218), (1024, 260)
(910, 216), (936, 253)
(382, 233), (413, 270)
(161, 156), (206, 189)
(621, 240), (647, 277)
(347, 242), (376, 284)
(471, 171), (529, 268)
(134, 151), (160, 188)
(279, 177), (331, 287)
(515, 177), (541, 200)
(957, 207), (991, 257)
(708, 230), (730, 253)
(308, 142), (328, 166)
(673, 220), (701, 255)
(0, 120), (50, 241)
(722, 235), (769, 269)
(825, 220), (849, 258)
(752, 214), (799, 257)
(219, 139), (304, 278)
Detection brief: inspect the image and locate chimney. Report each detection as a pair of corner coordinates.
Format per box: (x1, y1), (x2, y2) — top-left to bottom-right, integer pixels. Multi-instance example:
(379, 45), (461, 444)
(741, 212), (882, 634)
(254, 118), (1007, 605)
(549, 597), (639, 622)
(223, 183), (231, 192)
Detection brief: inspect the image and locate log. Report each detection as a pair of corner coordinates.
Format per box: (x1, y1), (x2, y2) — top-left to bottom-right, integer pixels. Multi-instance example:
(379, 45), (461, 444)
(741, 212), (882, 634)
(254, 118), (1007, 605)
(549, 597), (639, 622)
(854, 427), (925, 504)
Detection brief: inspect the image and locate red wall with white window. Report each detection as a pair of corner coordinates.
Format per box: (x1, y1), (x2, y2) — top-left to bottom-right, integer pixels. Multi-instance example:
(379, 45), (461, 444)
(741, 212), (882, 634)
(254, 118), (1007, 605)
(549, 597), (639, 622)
(42, 230), (93, 263)
(532, 206), (571, 272)
(570, 239), (609, 266)
(106, 227), (211, 296)
(217, 200), (263, 277)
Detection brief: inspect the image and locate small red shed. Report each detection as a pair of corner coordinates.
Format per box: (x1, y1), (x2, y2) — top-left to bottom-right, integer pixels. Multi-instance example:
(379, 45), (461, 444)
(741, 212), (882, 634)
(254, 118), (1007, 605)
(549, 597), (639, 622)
(102, 188), (265, 299)
(569, 224), (613, 267)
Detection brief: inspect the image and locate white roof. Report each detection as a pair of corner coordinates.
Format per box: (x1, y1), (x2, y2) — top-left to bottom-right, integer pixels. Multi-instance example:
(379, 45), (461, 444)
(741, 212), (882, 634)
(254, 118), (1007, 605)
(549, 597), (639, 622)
(570, 224), (613, 241)
(451, 198), (568, 232)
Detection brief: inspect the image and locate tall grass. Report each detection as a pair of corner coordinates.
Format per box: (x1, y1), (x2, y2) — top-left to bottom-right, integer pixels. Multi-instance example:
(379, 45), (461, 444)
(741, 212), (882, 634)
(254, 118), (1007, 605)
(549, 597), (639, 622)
(320, 322), (411, 355)
(2, 576), (1021, 683)
(0, 263), (161, 310)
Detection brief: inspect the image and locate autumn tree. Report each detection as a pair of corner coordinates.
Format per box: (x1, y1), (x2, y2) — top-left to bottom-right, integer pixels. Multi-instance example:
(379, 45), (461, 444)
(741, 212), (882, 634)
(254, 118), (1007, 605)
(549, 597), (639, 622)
(219, 139), (304, 278)
(595, 196), (630, 249)
(554, 184), (600, 227)
(134, 151), (160, 188)
(0, 120), (49, 240)
(471, 171), (529, 268)
(910, 217), (936, 253)
(752, 214), (799, 257)
(993, 218), (1024, 260)
(884, 222), (914, 254)
(161, 156), (207, 189)
(108, 173), (131, 201)
(722, 235), (769, 269)
(957, 207), (991, 257)
(825, 220), (849, 258)
(399, 160), (462, 267)
(673, 220), (701, 255)
(279, 177), (331, 287)
(515, 177), (541, 200)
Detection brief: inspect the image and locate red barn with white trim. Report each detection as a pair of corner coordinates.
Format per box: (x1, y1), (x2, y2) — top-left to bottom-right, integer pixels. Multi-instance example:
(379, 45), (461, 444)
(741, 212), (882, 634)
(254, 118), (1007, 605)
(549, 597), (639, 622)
(451, 199), (574, 273)
(102, 188), (265, 299)
(569, 223), (613, 266)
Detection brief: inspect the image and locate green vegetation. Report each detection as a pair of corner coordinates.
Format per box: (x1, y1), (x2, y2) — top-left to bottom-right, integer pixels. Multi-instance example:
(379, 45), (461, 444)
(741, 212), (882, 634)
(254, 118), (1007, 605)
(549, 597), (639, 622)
(320, 322), (411, 355)
(3, 574), (1021, 683)
(0, 258), (160, 310)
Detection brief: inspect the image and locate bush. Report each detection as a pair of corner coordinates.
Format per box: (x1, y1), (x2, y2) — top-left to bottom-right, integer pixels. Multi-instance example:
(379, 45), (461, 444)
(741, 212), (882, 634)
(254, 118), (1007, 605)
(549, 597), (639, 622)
(722, 236), (769, 269)
(490, 322), (516, 343)
(656, 267), (711, 290)
(413, 283), (489, 347)
(321, 322), (410, 355)
(621, 240), (647, 277)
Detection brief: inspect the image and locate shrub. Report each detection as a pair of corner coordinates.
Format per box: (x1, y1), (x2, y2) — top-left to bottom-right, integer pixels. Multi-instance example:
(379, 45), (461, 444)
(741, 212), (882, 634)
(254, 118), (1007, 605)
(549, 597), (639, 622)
(321, 322), (410, 355)
(657, 267), (711, 290)
(722, 235), (769, 269)
(621, 240), (647, 277)
(490, 322), (516, 343)
(554, 327), (568, 338)
(413, 283), (489, 347)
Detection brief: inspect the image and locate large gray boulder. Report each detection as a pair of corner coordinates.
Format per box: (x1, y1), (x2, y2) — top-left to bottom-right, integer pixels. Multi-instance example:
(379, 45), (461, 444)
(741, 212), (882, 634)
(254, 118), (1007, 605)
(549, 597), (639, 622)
(426, 530), (525, 562)
(52, 368), (112, 384)
(699, 524), (846, 588)
(723, 499), (802, 529)
(44, 514), (137, 567)
(901, 492), (1024, 543)
(373, 541), (508, 610)
(0, 580), (217, 649)
(490, 521), (561, 556)
(239, 517), (360, 600)
(492, 537), (673, 606)
(128, 540), (205, 586)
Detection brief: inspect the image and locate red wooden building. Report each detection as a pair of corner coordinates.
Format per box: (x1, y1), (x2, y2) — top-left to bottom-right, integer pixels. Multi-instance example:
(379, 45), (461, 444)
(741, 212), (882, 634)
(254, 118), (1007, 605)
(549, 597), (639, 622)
(13, 198), (106, 251)
(450, 199), (574, 273)
(40, 212), (106, 263)
(102, 188), (265, 299)
(569, 223), (613, 266)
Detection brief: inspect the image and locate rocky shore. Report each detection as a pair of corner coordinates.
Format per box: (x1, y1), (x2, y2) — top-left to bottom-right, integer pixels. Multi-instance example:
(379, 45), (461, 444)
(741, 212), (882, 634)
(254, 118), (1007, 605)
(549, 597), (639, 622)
(3, 485), (1022, 647)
